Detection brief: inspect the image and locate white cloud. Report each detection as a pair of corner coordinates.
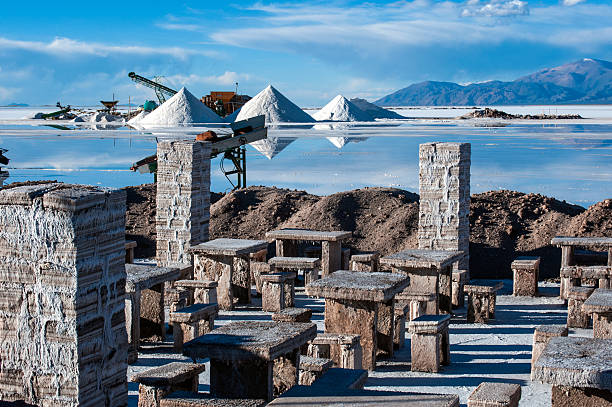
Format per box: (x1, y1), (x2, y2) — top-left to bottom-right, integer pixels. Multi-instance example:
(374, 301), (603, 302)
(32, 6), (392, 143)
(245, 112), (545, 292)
(562, 0), (585, 5)
(0, 36), (219, 59)
(462, 0), (529, 17)
(156, 23), (203, 32)
(165, 71), (253, 87)
(0, 86), (18, 101)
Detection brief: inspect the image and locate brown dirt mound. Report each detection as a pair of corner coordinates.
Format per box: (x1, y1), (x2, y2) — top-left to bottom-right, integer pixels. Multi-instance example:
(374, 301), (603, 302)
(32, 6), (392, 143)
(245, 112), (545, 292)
(125, 184), (610, 280)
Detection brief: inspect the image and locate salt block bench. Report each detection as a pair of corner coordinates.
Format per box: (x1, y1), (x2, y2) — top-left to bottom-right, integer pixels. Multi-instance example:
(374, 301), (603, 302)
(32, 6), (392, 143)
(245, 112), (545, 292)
(532, 336), (612, 406)
(261, 272), (297, 312)
(464, 280), (503, 323)
(159, 391), (266, 407)
(396, 290), (437, 321)
(126, 262), (182, 363)
(307, 333), (363, 369)
(511, 256), (540, 296)
(467, 382), (521, 407)
(582, 288), (612, 338)
(174, 279), (218, 305)
(190, 238), (268, 310)
(530, 325), (568, 377)
(452, 270), (468, 308)
(567, 286), (595, 328)
(269, 256), (320, 285)
(169, 303), (218, 352)
(272, 307), (312, 323)
(126, 240), (137, 264)
(268, 393), (459, 406)
(298, 356), (333, 385)
(350, 252), (380, 273)
(131, 362), (205, 407)
(408, 314), (451, 373)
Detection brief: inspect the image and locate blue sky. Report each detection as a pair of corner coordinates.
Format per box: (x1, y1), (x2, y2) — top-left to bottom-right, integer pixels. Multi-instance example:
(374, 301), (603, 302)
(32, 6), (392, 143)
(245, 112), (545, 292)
(0, 0), (611, 106)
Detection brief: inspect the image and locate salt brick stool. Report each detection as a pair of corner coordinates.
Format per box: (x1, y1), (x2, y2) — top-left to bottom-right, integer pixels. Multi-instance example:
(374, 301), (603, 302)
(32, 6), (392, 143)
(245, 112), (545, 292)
(511, 256), (540, 296)
(126, 240), (137, 264)
(160, 391), (266, 407)
(169, 303), (218, 352)
(174, 279), (218, 305)
(452, 270), (468, 308)
(131, 362), (206, 407)
(393, 302), (410, 349)
(567, 286), (595, 328)
(467, 382), (521, 407)
(298, 356), (334, 385)
(408, 314), (451, 373)
(251, 261), (272, 295)
(272, 307), (313, 323)
(396, 291), (437, 321)
(582, 288), (612, 338)
(261, 272), (296, 312)
(307, 333), (363, 370)
(530, 324), (568, 378)
(341, 248), (351, 270)
(350, 252), (380, 273)
(465, 281), (503, 323)
(269, 256), (321, 286)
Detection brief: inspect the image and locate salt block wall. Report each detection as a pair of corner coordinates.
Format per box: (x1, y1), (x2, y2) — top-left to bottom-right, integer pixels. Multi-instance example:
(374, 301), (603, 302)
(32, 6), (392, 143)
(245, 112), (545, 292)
(0, 183), (127, 406)
(156, 140), (211, 267)
(418, 142), (471, 270)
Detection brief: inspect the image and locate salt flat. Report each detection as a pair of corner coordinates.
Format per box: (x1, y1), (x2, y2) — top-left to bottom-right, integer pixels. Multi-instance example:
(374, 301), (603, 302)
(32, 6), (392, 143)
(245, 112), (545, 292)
(127, 280), (585, 406)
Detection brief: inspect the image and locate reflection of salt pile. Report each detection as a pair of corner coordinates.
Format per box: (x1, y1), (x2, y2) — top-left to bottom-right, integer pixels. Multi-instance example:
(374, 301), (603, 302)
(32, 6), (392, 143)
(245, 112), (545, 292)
(236, 85), (315, 123)
(140, 87), (222, 125)
(127, 111), (149, 125)
(314, 123), (367, 149)
(250, 137), (297, 159)
(313, 95), (372, 122)
(326, 136), (366, 149)
(350, 98), (405, 119)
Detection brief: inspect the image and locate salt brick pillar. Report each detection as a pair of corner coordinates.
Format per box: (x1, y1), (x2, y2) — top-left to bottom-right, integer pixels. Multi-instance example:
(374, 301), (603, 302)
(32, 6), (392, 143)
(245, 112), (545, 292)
(0, 183), (128, 407)
(418, 142), (471, 272)
(156, 140), (211, 267)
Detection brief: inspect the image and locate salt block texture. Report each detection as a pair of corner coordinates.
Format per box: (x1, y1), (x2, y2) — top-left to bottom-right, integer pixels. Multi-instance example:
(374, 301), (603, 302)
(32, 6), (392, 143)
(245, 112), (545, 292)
(0, 183), (128, 406)
(418, 142), (471, 270)
(156, 140), (211, 267)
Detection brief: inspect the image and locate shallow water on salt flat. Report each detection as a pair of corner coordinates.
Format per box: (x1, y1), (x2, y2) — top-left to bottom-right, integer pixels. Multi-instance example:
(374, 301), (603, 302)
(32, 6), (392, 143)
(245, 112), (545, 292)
(0, 106), (610, 207)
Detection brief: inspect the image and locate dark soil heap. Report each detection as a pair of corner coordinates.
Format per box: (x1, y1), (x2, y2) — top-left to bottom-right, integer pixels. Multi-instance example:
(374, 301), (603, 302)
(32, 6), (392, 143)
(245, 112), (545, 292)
(459, 108), (582, 120)
(124, 184), (611, 280)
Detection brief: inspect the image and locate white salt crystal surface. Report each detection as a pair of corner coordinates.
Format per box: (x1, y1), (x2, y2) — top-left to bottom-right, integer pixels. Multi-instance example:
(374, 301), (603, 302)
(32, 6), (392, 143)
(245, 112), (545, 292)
(236, 85), (315, 123)
(140, 87), (222, 126)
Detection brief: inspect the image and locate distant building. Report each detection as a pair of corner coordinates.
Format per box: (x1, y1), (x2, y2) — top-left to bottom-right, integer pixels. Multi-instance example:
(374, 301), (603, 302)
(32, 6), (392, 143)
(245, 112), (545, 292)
(201, 91), (251, 116)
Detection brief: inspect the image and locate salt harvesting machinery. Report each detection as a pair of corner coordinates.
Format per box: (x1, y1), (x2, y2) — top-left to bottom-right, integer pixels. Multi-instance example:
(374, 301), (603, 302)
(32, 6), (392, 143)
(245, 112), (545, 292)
(130, 115), (267, 190)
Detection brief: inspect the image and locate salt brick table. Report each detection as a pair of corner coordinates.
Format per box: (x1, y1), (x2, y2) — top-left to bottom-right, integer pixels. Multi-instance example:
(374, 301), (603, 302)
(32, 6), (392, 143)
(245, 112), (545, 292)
(266, 229), (352, 277)
(380, 249), (463, 315)
(190, 238), (268, 310)
(551, 236), (612, 299)
(582, 288), (612, 338)
(125, 263), (182, 364)
(532, 336), (612, 406)
(182, 321), (317, 401)
(305, 270), (410, 370)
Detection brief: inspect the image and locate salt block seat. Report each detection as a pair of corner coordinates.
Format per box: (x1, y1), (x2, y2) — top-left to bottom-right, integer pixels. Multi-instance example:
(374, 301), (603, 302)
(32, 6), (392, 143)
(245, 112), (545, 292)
(261, 272), (297, 312)
(298, 356), (334, 385)
(393, 302), (410, 349)
(350, 252), (380, 273)
(159, 391), (267, 407)
(408, 314), (451, 373)
(464, 280), (503, 323)
(131, 362), (205, 407)
(467, 382), (521, 407)
(511, 256), (540, 297)
(452, 270), (469, 308)
(174, 279), (218, 305)
(582, 288), (612, 338)
(307, 333), (363, 370)
(169, 303), (218, 352)
(272, 307), (313, 323)
(269, 256), (321, 285)
(567, 286), (595, 328)
(530, 324), (568, 378)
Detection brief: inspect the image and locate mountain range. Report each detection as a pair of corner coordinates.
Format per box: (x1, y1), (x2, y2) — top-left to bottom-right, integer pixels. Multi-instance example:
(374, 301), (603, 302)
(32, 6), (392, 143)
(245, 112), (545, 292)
(375, 58), (612, 106)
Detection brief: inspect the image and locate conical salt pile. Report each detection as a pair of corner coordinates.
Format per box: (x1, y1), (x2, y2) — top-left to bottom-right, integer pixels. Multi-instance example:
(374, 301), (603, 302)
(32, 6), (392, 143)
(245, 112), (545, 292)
(140, 87), (222, 125)
(236, 85), (315, 123)
(313, 95), (373, 122)
(350, 98), (405, 119)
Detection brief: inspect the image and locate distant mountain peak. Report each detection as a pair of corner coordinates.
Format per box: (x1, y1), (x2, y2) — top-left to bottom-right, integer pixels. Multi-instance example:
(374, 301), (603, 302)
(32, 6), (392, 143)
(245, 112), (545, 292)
(375, 58), (612, 106)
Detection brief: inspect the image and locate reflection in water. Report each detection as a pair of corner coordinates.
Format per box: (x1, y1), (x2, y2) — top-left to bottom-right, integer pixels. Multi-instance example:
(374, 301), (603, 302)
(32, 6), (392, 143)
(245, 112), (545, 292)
(250, 137), (297, 159)
(326, 137), (368, 149)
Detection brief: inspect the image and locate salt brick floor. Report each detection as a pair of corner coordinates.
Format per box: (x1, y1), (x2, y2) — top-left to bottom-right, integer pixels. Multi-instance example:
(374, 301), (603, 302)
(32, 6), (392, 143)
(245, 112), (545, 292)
(128, 280), (590, 407)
